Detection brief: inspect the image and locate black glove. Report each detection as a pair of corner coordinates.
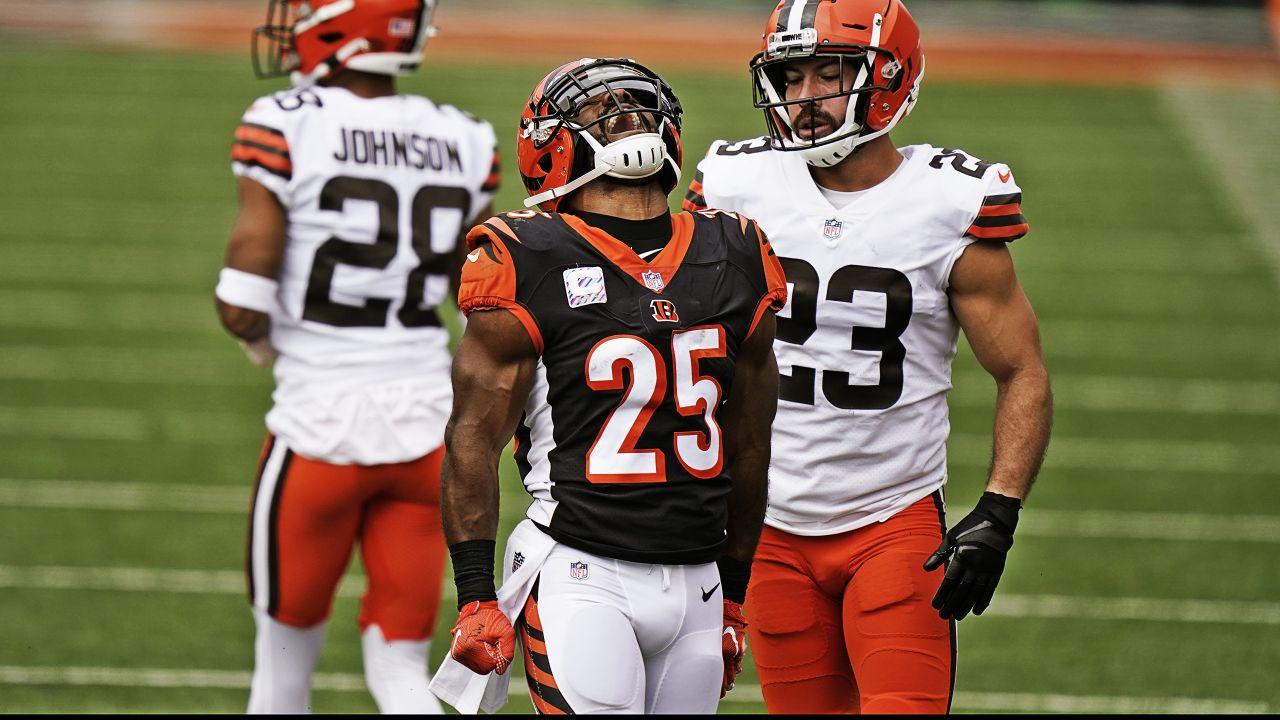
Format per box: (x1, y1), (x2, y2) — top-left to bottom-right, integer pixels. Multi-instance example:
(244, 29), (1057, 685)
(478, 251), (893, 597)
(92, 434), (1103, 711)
(923, 492), (1021, 620)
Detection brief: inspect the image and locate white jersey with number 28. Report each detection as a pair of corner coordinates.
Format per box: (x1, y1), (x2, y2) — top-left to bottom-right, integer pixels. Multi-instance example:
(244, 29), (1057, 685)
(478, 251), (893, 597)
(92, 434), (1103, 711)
(232, 85), (500, 464)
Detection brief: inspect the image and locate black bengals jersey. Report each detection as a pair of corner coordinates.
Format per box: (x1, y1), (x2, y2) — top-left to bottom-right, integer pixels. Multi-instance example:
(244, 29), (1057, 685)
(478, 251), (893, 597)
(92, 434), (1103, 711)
(459, 209), (787, 564)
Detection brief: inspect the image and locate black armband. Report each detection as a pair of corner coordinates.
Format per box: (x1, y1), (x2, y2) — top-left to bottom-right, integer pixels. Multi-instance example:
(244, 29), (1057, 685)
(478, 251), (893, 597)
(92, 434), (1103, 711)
(449, 539), (498, 609)
(717, 555), (753, 605)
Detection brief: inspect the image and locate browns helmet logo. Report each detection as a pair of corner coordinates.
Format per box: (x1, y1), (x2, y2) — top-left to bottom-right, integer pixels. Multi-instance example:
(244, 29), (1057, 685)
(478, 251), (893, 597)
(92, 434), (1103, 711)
(650, 299), (680, 323)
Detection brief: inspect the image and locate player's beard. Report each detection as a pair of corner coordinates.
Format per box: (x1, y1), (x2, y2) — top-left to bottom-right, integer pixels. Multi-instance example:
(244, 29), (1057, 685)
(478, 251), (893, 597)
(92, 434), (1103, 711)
(792, 104), (841, 143)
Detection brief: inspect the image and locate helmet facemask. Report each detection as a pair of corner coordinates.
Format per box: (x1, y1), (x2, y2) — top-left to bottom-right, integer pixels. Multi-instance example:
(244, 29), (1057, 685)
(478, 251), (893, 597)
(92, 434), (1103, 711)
(521, 59), (683, 209)
(252, 0), (296, 80)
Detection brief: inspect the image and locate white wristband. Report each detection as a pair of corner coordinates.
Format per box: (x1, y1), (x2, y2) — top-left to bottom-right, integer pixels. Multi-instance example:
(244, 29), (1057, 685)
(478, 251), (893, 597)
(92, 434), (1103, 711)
(216, 268), (281, 315)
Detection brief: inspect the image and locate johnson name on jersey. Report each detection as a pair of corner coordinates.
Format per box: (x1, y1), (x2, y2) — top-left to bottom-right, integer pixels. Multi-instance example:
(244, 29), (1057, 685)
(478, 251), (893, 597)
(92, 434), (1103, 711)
(458, 210), (787, 564)
(230, 85), (501, 464)
(687, 139), (1027, 535)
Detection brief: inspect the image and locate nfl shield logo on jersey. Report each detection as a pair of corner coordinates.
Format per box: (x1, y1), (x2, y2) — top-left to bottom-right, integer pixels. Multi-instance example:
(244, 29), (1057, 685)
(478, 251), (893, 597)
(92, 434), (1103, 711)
(569, 561), (589, 580)
(564, 267), (608, 308)
(642, 270), (665, 292)
(823, 218), (844, 240)
(512, 552), (525, 573)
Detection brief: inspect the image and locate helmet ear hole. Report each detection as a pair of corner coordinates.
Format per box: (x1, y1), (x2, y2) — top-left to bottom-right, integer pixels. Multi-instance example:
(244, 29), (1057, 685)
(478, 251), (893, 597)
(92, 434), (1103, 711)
(538, 154), (554, 173)
(319, 32), (344, 43)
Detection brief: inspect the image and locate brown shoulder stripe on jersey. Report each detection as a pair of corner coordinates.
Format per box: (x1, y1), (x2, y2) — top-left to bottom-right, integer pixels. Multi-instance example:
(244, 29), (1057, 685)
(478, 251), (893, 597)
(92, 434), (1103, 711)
(235, 124), (289, 152)
(481, 150), (501, 193)
(682, 169), (707, 211)
(966, 192), (1027, 242)
(232, 122), (291, 179)
(232, 144), (293, 180)
(981, 192), (1022, 208)
(239, 121), (286, 140)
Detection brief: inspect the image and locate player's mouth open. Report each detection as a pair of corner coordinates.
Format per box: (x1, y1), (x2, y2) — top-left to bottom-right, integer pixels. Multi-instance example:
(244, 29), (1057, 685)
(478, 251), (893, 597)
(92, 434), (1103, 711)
(796, 118), (831, 140)
(606, 111), (650, 138)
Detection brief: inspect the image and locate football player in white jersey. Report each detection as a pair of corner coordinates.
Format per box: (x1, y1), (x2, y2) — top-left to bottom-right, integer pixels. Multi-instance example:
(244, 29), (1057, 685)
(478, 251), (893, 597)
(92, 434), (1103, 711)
(213, 0), (500, 712)
(684, 0), (1053, 713)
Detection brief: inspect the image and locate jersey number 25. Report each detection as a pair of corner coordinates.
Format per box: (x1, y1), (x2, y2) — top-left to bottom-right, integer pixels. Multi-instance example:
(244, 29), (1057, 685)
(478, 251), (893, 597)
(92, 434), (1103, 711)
(585, 326), (726, 484)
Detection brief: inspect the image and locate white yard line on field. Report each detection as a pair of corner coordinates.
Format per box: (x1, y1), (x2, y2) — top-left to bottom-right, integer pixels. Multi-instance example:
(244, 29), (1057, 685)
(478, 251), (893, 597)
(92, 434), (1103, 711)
(950, 373), (1280, 416)
(950, 692), (1268, 714)
(3, 563), (1278, 625)
(0, 665), (1267, 713)
(987, 594), (1280, 625)
(3, 399), (1278, 474)
(1021, 509), (1280, 543)
(0, 478), (248, 513)
(949, 433), (1280, 476)
(0, 565), (363, 599)
(1161, 82), (1280, 288)
(5, 478), (1280, 543)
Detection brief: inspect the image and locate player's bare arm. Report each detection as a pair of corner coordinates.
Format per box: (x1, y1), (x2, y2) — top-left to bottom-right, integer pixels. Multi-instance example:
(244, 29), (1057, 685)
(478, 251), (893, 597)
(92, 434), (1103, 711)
(948, 240), (1053, 501)
(440, 307), (537, 677)
(216, 177), (287, 341)
(441, 307), (538, 545)
(719, 312), (779, 565)
(924, 240), (1052, 621)
(715, 310), (778, 698)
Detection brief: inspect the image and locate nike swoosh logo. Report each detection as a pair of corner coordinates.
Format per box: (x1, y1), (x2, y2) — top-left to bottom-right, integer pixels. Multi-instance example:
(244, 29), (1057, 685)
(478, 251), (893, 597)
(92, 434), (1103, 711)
(638, 248), (662, 260)
(701, 583), (720, 602)
(998, 169), (1011, 183)
(467, 249), (482, 263)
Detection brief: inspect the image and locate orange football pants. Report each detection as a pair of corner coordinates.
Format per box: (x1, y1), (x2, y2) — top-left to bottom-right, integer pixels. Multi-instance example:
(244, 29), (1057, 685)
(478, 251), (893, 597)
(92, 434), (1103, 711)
(746, 492), (955, 714)
(246, 434), (447, 641)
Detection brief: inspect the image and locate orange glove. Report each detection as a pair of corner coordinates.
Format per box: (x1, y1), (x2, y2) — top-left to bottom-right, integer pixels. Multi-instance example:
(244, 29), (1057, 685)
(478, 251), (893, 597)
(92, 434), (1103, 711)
(449, 600), (515, 675)
(721, 600), (748, 697)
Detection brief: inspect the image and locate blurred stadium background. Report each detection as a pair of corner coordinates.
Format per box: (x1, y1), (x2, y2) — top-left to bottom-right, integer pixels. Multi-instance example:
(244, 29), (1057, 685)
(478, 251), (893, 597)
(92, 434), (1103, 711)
(1, 0), (1278, 713)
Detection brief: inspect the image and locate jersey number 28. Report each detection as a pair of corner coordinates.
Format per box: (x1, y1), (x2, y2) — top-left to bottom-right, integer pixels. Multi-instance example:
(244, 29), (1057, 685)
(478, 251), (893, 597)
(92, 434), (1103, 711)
(303, 176), (470, 328)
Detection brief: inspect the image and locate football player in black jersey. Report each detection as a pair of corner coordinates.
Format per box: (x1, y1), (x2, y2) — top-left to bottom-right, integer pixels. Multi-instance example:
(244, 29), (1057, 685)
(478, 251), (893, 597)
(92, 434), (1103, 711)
(435, 58), (788, 714)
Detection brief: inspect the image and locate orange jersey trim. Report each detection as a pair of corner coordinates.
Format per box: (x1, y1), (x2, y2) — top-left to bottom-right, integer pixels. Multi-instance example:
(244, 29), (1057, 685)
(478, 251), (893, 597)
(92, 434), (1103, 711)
(748, 221), (789, 339)
(234, 126), (289, 153)
(560, 212), (696, 295)
(682, 169), (707, 211)
(231, 145), (293, 178)
(457, 227), (544, 354)
(965, 223), (1030, 241)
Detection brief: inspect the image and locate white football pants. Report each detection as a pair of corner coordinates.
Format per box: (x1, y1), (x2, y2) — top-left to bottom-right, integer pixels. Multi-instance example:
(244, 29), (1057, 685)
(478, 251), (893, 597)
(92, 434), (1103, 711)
(519, 543), (723, 714)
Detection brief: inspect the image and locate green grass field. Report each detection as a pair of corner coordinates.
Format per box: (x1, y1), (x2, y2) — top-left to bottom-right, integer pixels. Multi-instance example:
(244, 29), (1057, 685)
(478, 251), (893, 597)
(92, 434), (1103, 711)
(1, 40), (1278, 713)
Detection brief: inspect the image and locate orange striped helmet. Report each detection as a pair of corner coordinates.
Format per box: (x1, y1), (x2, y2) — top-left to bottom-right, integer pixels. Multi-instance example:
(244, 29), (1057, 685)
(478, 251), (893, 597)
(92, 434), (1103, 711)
(751, 0), (924, 167)
(517, 58), (683, 211)
(252, 0), (439, 85)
